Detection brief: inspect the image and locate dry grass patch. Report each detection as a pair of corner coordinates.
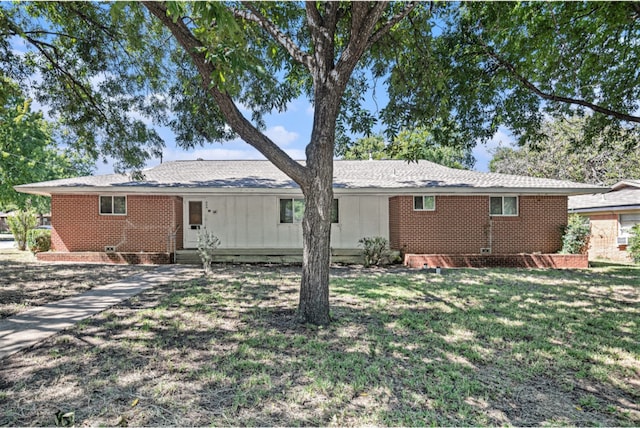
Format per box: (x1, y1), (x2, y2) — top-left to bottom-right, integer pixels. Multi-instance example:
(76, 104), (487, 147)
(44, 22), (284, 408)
(0, 248), (154, 319)
(0, 264), (638, 426)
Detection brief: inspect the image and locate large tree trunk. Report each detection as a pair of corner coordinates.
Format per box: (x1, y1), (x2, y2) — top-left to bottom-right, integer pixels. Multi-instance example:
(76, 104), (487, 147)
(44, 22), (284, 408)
(297, 90), (336, 325)
(298, 181), (333, 325)
(298, 150), (334, 324)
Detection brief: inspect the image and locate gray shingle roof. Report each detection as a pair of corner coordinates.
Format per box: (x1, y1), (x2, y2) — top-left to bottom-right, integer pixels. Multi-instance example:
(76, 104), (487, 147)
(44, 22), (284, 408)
(569, 181), (640, 211)
(16, 159), (606, 195)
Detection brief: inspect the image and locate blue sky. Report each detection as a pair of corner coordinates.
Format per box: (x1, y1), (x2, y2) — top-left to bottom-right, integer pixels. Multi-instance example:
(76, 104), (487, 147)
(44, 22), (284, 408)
(94, 91), (512, 175)
(9, 34), (510, 177)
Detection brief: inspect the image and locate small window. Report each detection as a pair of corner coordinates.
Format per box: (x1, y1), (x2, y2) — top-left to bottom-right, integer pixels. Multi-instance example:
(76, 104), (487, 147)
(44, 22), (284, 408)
(100, 196), (126, 215)
(414, 195), (435, 211)
(619, 213), (640, 236)
(331, 198), (339, 223)
(490, 196), (518, 216)
(279, 198), (339, 223)
(188, 201), (202, 229)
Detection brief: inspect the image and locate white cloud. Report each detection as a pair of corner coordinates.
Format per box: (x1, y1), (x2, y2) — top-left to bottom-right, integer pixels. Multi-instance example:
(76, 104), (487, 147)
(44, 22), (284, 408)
(473, 128), (515, 172)
(305, 103), (315, 116)
(265, 125), (299, 146)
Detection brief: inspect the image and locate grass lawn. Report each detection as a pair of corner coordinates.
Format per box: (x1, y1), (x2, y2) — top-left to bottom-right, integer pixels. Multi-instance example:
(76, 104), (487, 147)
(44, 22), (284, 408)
(0, 264), (638, 426)
(0, 248), (153, 319)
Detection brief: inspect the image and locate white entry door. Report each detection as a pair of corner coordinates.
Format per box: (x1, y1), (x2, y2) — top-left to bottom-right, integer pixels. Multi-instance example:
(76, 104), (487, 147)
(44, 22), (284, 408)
(185, 199), (205, 248)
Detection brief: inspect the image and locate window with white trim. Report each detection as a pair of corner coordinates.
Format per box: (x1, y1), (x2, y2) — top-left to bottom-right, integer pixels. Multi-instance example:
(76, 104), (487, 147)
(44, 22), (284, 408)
(414, 195), (435, 211)
(100, 196), (126, 215)
(619, 213), (640, 237)
(279, 198), (339, 223)
(490, 196), (518, 216)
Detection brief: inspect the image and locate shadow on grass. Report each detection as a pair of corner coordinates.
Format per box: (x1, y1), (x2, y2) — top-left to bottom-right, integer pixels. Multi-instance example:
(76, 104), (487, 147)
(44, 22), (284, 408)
(0, 265), (638, 426)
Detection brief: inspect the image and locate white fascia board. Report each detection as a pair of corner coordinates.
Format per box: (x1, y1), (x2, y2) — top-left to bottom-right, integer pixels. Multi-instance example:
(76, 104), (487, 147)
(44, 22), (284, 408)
(19, 184), (607, 197)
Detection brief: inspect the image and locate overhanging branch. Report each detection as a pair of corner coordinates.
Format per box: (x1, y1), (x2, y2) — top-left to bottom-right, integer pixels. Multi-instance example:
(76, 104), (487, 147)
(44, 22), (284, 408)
(477, 37), (640, 124)
(235, 2), (313, 71)
(142, 1), (309, 185)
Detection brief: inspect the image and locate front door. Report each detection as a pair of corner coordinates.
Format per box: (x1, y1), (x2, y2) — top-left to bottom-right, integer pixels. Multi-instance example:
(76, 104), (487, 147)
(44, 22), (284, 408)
(185, 199), (204, 248)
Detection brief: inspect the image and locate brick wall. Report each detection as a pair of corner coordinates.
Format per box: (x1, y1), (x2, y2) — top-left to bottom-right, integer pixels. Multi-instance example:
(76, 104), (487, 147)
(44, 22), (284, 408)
(404, 253), (588, 269)
(586, 213), (631, 262)
(51, 194), (183, 253)
(389, 195), (568, 254)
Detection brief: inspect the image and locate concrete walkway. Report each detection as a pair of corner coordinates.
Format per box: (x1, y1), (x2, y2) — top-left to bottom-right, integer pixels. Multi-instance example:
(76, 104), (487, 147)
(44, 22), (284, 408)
(0, 265), (200, 360)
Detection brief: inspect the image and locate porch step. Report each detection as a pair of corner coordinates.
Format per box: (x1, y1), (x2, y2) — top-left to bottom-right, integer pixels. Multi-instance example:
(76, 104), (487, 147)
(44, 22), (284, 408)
(175, 248), (364, 264)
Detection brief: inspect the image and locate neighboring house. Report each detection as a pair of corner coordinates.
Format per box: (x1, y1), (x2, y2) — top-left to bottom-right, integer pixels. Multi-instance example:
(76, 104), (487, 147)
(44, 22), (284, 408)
(15, 160), (604, 267)
(0, 211), (51, 232)
(569, 180), (640, 263)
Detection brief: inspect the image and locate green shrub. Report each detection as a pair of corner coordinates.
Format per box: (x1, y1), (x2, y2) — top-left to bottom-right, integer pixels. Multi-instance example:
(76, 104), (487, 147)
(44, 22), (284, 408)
(627, 223), (640, 264)
(560, 214), (591, 255)
(7, 209), (38, 251)
(358, 236), (393, 267)
(197, 231), (221, 274)
(27, 228), (52, 253)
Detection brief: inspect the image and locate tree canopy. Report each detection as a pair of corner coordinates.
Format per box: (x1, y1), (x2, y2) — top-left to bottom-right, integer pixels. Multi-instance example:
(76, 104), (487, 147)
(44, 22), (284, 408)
(341, 127), (475, 169)
(489, 116), (640, 185)
(0, 77), (93, 213)
(2, 1), (640, 324)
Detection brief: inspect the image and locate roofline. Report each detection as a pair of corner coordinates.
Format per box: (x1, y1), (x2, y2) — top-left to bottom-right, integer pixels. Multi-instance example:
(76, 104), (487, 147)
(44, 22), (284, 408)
(16, 184), (607, 197)
(569, 204), (640, 214)
(611, 180), (640, 191)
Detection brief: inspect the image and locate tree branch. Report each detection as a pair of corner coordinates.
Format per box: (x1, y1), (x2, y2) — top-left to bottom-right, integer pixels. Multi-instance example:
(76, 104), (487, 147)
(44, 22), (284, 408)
(142, 1), (309, 185)
(477, 37), (640, 124)
(334, 2), (389, 88)
(368, 2), (419, 47)
(235, 2), (313, 70)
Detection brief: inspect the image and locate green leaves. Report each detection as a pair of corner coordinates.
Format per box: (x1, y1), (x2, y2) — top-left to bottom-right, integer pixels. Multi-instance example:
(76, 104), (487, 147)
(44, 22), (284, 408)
(0, 80), (93, 212)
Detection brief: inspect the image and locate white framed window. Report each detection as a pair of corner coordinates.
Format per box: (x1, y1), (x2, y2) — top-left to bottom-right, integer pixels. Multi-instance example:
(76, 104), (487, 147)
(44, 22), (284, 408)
(619, 213), (640, 236)
(188, 200), (203, 230)
(490, 196), (518, 216)
(279, 198), (339, 223)
(414, 195), (435, 211)
(99, 195), (126, 215)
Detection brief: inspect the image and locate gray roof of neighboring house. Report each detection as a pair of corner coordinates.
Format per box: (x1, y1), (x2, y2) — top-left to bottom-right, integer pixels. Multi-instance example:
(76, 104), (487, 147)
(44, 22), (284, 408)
(15, 159), (606, 196)
(569, 180), (640, 212)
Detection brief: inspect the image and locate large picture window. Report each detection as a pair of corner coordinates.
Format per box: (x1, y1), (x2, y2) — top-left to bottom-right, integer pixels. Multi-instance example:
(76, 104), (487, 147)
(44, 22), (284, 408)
(490, 196), (518, 216)
(100, 196), (126, 215)
(414, 195), (435, 211)
(279, 198), (339, 223)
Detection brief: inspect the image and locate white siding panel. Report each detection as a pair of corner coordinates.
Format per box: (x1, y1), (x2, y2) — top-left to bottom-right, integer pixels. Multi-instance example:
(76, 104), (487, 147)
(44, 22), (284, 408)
(331, 195), (389, 248)
(185, 194), (389, 249)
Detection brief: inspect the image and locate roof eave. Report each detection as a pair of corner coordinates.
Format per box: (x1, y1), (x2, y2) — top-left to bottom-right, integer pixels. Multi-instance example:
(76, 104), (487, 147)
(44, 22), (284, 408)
(15, 184), (606, 196)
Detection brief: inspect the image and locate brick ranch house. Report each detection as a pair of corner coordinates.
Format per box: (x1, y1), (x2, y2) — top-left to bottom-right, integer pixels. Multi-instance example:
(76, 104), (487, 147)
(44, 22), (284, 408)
(15, 159), (605, 268)
(569, 180), (640, 263)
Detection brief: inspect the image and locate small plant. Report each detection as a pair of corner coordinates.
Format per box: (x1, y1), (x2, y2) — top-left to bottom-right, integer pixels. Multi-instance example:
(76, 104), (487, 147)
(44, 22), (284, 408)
(358, 236), (393, 267)
(627, 223), (640, 264)
(197, 231), (221, 274)
(560, 214), (591, 255)
(27, 229), (52, 253)
(7, 209), (38, 251)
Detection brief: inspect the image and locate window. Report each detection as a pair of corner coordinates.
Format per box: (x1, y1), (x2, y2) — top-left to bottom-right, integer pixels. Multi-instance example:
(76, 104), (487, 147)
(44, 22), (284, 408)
(414, 195), (435, 211)
(279, 198), (339, 223)
(490, 196), (518, 216)
(188, 201), (202, 229)
(100, 196), (126, 215)
(619, 213), (640, 236)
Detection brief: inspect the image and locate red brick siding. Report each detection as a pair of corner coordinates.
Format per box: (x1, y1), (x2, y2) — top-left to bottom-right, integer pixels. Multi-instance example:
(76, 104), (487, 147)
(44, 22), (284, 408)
(389, 195), (567, 254)
(37, 251), (171, 264)
(404, 253), (588, 269)
(586, 213), (631, 262)
(388, 196), (402, 250)
(51, 194), (183, 253)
